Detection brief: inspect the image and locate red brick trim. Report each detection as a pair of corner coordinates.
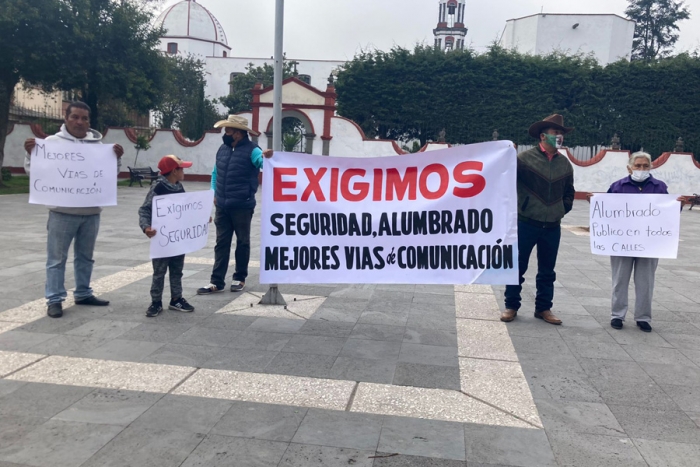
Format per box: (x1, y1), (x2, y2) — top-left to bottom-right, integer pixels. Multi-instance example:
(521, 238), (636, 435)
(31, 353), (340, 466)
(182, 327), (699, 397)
(252, 103), (336, 111)
(264, 108), (316, 135)
(392, 141), (407, 155)
(565, 149), (630, 167)
(418, 142), (451, 153)
(653, 152), (700, 169)
(5, 167), (27, 174)
(333, 116), (368, 140)
(118, 171), (212, 183)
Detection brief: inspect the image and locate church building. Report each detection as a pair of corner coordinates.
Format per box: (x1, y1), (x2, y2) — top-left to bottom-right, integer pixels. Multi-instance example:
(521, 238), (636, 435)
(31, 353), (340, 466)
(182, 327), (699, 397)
(154, 0), (344, 113)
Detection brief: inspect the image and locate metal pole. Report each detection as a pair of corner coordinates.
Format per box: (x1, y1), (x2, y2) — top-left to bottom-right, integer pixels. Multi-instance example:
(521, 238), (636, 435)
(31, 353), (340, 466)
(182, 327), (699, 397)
(260, 0), (287, 306)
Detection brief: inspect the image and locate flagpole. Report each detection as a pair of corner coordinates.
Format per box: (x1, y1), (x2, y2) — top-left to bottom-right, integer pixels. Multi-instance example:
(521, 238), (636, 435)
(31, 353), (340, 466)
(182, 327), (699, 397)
(260, 0), (287, 306)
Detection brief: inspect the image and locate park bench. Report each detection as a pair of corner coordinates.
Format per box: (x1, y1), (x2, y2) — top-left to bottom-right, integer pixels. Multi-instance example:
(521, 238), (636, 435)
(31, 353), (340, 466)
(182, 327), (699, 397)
(127, 166), (159, 187)
(687, 193), (700, 211)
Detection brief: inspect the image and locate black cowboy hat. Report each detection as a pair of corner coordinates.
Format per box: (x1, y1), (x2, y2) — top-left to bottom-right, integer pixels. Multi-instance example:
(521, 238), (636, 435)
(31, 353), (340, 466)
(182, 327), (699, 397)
(528, 114), (574, 139)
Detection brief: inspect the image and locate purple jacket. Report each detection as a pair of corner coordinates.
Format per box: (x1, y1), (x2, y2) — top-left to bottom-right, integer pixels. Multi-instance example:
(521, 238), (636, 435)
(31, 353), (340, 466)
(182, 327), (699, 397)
(607, 175), (668, 194)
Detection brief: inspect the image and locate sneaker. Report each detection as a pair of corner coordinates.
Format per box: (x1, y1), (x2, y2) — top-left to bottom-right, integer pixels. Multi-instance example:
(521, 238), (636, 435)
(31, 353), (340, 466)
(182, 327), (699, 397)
(75, 296), (110, 306)
(611, 318), (623, 330)
(146, 301), (163, 318)
(47, 303), (63, 318)
(169, 297), (194, 313)
(230, 281), (245, 292)
(197, 283), (225, 295)
(637, 321), (652, 332)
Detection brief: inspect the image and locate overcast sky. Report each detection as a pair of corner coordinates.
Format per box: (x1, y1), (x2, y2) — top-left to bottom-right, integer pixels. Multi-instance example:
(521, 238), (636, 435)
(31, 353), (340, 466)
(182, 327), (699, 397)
(160, 0), (699, 61)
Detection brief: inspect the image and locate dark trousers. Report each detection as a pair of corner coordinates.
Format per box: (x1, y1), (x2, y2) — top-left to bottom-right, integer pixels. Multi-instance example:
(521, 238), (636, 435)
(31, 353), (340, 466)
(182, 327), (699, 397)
(210, 207), (254, 288)
(504, 221), (561, 313)
(151, 255), (185, 303)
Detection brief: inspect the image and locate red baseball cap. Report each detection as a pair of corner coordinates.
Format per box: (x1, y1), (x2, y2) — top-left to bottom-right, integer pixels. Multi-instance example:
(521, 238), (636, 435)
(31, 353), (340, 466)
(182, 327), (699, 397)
(158, 155), (193, 174)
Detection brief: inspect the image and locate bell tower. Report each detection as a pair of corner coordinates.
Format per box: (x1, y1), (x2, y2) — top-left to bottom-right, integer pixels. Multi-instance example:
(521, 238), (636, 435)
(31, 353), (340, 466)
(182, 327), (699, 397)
(433, 0), (467, 52)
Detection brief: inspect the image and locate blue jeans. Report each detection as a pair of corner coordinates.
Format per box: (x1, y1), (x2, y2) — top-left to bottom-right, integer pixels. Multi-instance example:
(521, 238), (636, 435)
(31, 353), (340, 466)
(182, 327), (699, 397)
(504, 220), (561, 313)
(46, 211), (100, 305)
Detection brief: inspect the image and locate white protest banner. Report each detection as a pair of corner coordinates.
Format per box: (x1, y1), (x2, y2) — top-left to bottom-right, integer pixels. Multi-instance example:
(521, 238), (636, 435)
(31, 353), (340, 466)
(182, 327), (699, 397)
(29, 139), (117, 207)
(260, 142), (518, 284)
(149, 190), (215, 259)
(590, 193), (680, 259)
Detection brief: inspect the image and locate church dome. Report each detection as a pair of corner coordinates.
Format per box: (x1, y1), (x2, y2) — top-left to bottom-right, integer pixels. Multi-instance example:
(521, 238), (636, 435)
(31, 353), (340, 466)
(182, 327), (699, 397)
(156, 0), (228, 46)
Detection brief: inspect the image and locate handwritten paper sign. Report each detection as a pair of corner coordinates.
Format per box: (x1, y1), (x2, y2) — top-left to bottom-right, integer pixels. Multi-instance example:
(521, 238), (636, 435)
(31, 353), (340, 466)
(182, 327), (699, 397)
(29, 139), (117, 207)
(590, 194), (680, 259)
(149, 190), (214, 259)
(260, 143), (519, 285)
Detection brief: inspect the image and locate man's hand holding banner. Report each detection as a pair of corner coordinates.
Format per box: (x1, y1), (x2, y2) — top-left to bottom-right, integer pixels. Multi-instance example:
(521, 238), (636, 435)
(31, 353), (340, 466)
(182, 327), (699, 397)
(260, 142), (519, 285)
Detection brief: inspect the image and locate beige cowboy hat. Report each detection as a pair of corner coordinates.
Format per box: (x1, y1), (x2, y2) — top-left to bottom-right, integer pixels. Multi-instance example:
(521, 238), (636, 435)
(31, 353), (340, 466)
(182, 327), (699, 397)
(528, 114), (574, 139)
(213, 115), (260, 136)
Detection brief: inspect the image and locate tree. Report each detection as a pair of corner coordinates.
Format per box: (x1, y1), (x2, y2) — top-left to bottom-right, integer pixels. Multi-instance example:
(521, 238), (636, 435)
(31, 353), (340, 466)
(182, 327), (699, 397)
(0, 0), (73, 182)
(59, 0), (167, 129)
(133, 133), (150, 167)
(154, 55), (221, 141)
(626, 0), (691, 61)
(219, 61), (297, 114)
(335, 45), (700, 157)
(336, 45), (601, 146)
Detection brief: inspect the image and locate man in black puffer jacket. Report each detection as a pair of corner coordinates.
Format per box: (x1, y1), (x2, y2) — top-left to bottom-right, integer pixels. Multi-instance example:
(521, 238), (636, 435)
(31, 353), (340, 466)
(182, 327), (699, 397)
(198, 116), (273, 295)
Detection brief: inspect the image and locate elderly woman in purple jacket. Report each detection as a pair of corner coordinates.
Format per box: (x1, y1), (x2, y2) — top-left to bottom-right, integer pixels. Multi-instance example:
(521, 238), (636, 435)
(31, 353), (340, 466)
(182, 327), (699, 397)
(603, 151), (684, 333)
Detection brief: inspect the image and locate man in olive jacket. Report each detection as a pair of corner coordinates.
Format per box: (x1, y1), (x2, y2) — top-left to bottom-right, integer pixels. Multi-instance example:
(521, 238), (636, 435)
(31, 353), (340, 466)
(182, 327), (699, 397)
(501, 114), (576, 325)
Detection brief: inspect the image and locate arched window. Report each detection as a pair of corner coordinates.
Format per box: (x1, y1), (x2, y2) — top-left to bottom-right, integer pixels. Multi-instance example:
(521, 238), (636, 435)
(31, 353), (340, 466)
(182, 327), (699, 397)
(297, 74), (311, 85)
(167, 42), (178, 54)
(229, 72), (244, 95)
(223, 51), (227, 57)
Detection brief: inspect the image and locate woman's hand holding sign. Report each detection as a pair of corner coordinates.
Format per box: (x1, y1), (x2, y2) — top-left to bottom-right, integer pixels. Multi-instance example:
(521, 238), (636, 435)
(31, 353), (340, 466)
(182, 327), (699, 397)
(144, 227), (157, 238)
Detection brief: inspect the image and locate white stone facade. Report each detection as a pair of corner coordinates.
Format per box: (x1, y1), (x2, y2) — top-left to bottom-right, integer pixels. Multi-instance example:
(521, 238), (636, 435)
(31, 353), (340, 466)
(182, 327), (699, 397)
(205, 57), (344, 113)
(499, 13), (635, 65)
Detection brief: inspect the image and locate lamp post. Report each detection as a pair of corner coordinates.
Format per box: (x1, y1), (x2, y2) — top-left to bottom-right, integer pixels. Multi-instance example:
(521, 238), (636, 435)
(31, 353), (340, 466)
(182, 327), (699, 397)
(260, 0), (287, 306)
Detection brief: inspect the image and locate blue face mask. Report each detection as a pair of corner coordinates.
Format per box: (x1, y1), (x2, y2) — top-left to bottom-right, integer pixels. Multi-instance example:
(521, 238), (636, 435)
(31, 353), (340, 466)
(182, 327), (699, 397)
(222, 134), (234, 147)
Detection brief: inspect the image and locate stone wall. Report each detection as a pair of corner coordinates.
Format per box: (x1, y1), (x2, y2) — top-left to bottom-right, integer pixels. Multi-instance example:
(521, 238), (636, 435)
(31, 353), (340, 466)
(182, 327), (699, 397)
(5, 124), (699, 194)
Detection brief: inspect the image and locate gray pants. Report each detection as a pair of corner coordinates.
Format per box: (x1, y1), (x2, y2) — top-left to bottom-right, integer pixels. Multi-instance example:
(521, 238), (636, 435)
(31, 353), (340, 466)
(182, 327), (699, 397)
(611, 256), (658, 323)
(151, 255), (185, 303)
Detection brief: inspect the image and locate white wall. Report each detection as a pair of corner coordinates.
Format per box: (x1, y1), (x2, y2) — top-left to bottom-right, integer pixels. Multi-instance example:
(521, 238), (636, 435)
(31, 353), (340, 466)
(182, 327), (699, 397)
(571, 151), (700, 195)
(500, 15), (539, 55)
(500, 14), (634, 65)
(158, 37), (228, 60)
(328, 118), (400, 158)
(8, 125), (697, 194)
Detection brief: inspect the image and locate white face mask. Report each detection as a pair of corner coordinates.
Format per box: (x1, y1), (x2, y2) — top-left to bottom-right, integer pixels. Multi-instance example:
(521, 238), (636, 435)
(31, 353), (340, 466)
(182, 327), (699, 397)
(554, 135), (564, 149)
(631, 170), (650, 182)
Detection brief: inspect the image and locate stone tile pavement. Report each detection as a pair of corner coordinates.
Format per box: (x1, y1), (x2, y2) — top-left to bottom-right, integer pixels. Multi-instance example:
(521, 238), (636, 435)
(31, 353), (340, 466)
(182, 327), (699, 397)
(0, 182), (698, 466)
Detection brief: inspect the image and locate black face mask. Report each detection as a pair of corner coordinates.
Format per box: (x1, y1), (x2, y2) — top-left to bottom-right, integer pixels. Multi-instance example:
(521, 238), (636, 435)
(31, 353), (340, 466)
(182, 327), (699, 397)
(222, 134), (234, 147)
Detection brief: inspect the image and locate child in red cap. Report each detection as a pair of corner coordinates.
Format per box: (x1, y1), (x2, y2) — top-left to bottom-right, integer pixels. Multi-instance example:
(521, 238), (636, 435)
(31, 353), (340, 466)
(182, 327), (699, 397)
(138, 155), (195, 317)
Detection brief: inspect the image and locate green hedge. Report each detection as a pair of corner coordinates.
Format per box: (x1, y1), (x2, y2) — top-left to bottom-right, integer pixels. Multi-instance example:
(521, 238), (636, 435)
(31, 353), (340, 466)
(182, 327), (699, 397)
(335, 46), (700, 158)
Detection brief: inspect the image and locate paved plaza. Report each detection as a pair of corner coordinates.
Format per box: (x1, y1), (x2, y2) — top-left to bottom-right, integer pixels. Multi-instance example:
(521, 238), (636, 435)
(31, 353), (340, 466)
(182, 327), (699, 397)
(0, 182), (699, 466)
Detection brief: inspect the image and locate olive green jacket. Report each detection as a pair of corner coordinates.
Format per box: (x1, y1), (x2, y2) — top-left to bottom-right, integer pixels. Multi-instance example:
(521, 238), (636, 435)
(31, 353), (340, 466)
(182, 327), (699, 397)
(517, 146), (575, 227)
